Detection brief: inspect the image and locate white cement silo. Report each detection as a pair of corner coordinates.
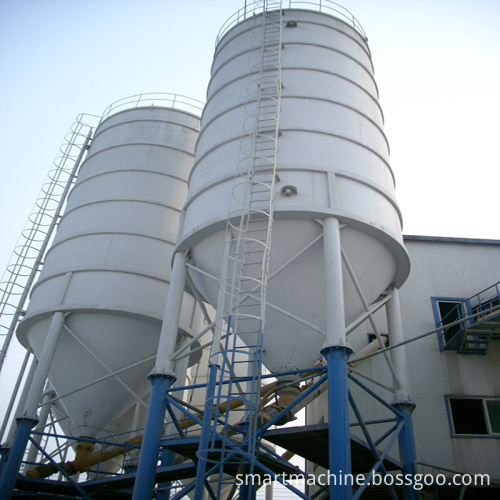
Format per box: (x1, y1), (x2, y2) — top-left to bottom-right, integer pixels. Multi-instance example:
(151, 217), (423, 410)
(17, 102), (203, 437)
(177, 9), (410, 373)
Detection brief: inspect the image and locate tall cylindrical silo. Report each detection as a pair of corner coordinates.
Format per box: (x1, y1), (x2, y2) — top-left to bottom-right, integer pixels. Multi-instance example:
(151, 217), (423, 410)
(17, 103), (203, 438)
(177, 8), (410, 374)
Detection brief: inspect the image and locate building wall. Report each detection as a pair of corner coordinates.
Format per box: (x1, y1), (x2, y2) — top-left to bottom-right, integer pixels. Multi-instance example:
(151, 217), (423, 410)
(306, 236), (500, 480)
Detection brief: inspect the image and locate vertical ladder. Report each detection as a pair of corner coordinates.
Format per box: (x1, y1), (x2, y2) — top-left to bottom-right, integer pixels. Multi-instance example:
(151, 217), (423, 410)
(229, 3), (282, 356)
(0, 118), (93, 374)
(0, 116), (93, 445)
(202, 3), (283, 496)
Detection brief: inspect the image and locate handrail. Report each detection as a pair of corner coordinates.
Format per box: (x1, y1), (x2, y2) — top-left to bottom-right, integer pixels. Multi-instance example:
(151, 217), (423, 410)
(468, 281), (500, 311)
(98, 92), (204, 124)
(216, 0), (368, 47)
(437, 281), (500, 348)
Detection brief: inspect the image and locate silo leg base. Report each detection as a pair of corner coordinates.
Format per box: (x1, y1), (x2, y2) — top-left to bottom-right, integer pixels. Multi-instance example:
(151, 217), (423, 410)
(321, 345), (353, 500)
(132, 373), (174, 500)
(193, 362), (218, 499)
(393, 402), (417, 500)
(0, 416), (37, 498)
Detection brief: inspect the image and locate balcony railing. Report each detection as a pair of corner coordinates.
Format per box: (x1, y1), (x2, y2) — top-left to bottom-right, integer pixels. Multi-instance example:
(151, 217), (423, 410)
(438, 281), (500, 354)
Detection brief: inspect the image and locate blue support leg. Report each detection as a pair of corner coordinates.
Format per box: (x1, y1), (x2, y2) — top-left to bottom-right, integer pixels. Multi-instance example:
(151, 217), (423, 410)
(393, 402), (417, 500)
(321, 345), (353, 500)
(132, 373), (175, 500)
(0, 446), (8, 476)
(239, 479), (256, 500)
(156, 448), (176, 500)
(0, 417), (37, 498)
(193, 363), (218, 500)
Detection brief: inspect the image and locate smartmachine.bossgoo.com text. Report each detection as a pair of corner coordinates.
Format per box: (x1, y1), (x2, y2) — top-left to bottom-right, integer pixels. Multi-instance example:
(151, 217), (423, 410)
(235, 472), (491, 491)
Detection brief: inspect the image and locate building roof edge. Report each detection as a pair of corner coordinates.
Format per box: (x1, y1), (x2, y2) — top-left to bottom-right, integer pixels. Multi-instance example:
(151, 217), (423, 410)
(403, 235), (500, 245)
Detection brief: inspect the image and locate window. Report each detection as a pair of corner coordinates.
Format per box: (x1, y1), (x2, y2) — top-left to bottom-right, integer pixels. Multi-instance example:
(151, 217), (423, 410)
(431, 297), (469, 349)
(437, 301), (462, 342)
(367, 333), (389, 345)
(447, 396), (500, 437)
(487, 399), (500, 433)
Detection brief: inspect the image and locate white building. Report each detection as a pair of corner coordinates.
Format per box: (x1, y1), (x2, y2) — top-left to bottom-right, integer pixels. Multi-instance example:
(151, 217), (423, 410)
(302, 235), (500, 498)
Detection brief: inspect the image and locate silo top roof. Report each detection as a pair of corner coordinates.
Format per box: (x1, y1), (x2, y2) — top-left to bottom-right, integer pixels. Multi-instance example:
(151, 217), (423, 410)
(216, 0), (368, 47)
(98, 93), (204, 125)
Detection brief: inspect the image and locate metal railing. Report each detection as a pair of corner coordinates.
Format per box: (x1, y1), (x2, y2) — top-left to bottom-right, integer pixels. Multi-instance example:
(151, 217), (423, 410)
(438, 281), (500, 351)
(469, 281), (500, 319)
(216, 0), (368, 46)
(99, 92), (204, 123)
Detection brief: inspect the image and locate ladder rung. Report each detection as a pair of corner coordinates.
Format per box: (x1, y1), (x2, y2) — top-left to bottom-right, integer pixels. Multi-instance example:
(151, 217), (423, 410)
(248, 216), (270, 223)
(252, 163), (274, 169)
(245, 233), (269, 240)
(219, 9), (281, 376)
(261, 66), (278, 73)
(246, 223), (269, 230)
(251, 180), (273, 187)
(250, 191), (272, 198)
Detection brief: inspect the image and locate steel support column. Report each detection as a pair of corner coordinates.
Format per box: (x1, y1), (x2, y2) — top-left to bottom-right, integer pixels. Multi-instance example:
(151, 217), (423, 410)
(153, 251), (188, 377)
(156, 448), (176, 500)
(386, 287), (411, 403)
(0, 310), (64, 498)
(157, 334), (191, 500)
(132, 373), (175, 500)
(133, 251), (187, 499)
(393, 403), (417, 500)
(322, 216), (352, 500)
(3, 353), (38, 448)
(193, 362), (218, 500)
(240, 480), (256, 500)
(321, 346), (353, 500)
(322, 217), (348, 348)
(0, 418), (36, 497)
(24, 383), (54, 469)
(386, 286), (417, 499)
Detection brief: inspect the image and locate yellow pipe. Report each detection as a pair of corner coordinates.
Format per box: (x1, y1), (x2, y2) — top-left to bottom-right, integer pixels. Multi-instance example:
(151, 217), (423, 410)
(350, 339), (384, 369)
(28, 341), (381, 481)
(281, 449), (295, 461)
(27, 380), (279, 478)
(27, 440), (95, 478)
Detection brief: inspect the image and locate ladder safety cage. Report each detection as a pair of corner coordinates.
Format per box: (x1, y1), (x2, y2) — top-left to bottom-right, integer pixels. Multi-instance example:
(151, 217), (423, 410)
(0, 115), (96, 376)
(194, 2), (284, 497)
(0, 93), (197, 377)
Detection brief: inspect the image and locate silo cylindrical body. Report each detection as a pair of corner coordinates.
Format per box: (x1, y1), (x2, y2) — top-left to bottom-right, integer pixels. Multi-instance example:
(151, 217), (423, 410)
(177, 9), (410, 373)
(17, 105), (203, 437)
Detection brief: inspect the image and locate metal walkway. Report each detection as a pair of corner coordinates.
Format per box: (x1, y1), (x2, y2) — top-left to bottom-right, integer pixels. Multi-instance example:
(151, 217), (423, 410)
(438, 281), (500, 354)
(12, 423), (500, 500)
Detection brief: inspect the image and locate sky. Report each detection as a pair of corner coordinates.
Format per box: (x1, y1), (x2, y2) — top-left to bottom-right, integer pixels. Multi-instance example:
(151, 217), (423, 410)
(0, 0), (499, 425)
(1, 0), (499, 278)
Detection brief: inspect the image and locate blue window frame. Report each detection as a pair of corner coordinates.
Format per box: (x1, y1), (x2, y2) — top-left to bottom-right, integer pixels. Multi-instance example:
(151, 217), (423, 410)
(431, 297), (471, 350)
